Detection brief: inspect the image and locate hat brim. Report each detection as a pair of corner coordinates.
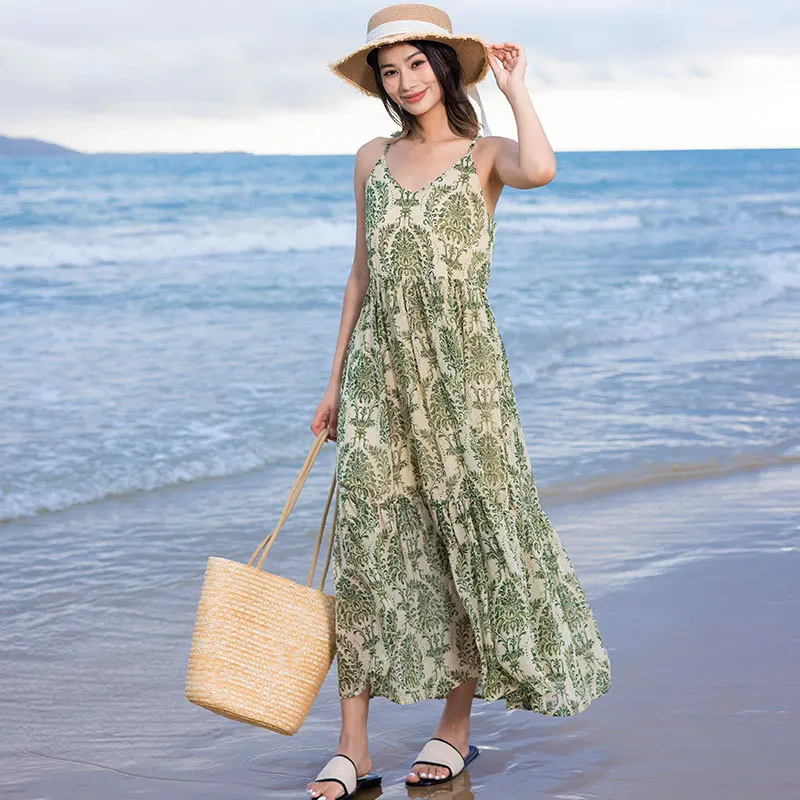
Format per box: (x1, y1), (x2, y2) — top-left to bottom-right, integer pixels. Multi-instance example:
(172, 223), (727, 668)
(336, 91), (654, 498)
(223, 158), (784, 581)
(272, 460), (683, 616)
(328, 33), (491, 97)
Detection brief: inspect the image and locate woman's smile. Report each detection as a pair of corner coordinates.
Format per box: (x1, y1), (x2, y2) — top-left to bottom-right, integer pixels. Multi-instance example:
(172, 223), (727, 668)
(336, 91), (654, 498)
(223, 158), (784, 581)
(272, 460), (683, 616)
(402, 88), (427, 103)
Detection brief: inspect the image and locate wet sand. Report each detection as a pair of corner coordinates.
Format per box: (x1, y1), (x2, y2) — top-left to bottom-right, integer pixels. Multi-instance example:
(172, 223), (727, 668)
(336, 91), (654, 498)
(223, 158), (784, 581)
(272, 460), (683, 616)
(3, 462), (797, 799)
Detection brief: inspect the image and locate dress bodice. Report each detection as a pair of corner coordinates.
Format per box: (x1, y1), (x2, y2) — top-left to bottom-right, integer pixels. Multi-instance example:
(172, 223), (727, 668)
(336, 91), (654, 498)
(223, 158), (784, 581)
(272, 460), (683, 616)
(364, 135), (497, 292)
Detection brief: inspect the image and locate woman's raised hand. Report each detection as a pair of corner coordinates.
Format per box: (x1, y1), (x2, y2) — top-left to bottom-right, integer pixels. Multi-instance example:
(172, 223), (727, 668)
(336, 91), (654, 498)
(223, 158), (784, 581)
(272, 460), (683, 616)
(486, 41), (527, 94)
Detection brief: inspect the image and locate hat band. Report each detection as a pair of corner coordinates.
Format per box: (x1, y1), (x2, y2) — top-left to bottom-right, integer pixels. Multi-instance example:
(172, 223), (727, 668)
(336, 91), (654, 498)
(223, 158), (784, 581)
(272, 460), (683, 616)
(365, 20), (451, 44)
(364, 19), (492, 136)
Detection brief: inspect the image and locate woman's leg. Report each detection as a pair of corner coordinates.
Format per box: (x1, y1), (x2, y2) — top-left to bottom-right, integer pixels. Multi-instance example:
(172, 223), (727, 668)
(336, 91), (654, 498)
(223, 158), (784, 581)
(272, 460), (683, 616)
(306, 682), (373, 799)
(406, 678), (479, 783)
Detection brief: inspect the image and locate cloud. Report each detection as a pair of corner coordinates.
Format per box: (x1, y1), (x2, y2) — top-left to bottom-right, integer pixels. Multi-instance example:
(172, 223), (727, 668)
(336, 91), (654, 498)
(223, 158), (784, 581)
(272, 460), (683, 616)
(0, 1), (344, 117)
(1, 0), (798, 150)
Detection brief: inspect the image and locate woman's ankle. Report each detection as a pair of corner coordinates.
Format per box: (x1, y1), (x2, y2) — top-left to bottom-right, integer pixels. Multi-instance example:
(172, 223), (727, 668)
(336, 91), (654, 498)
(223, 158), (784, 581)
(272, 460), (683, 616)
(433, 714), (471, 749)
(337, 732), (370, 756)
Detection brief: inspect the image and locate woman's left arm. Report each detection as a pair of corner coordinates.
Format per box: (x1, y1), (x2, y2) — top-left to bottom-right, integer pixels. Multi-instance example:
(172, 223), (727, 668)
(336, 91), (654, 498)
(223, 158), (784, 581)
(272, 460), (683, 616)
(486, 42), (557, 189)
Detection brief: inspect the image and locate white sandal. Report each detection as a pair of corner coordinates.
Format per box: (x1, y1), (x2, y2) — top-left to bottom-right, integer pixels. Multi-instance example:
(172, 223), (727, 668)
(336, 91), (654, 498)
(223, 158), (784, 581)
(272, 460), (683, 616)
(405, 737), (480, 787)
(307, 753), (382, 799)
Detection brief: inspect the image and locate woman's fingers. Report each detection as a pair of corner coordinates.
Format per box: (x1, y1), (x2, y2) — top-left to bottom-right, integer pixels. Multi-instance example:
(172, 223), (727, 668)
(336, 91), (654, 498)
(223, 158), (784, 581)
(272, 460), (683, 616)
(311, 405), (331, 435)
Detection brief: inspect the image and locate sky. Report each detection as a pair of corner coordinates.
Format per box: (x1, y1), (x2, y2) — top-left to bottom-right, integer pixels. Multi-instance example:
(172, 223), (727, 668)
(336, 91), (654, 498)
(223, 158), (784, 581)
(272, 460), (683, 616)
(1, 0), (799, 153)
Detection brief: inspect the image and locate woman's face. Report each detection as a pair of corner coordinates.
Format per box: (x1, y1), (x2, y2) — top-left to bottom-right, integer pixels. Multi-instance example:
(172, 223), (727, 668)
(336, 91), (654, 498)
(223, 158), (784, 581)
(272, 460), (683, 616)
(377, 42), (441, 115)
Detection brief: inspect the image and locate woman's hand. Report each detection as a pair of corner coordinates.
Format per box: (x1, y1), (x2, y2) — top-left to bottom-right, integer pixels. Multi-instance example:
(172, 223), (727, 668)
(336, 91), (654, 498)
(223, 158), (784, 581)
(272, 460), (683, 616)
(310, 381), (341, 442)
(487, 41), (527, 95)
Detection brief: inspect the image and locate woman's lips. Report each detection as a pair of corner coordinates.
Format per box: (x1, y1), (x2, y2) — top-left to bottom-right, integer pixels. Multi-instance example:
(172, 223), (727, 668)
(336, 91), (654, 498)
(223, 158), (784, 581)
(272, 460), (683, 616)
(403, 89), (427, 103)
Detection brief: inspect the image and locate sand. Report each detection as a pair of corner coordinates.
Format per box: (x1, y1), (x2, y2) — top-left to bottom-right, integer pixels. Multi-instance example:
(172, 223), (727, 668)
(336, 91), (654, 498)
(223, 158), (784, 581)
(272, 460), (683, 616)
(3, 463), (797, 799)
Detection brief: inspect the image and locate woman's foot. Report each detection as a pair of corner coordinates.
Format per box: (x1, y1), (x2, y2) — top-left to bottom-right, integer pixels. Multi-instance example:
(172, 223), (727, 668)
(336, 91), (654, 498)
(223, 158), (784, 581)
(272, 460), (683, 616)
(407, 679), (477, 784)
(306, 747), (373, 799)
(405, 725), (470, 783)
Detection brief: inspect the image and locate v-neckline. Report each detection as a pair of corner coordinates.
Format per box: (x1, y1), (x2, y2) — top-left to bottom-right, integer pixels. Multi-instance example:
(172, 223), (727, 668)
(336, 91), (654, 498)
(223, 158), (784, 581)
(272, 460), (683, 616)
(382, 137), (480, 195)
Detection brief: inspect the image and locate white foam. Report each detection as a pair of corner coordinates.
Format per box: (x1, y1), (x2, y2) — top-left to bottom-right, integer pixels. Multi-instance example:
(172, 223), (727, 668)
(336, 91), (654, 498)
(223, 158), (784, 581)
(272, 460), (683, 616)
(500, 214), (643, 234)
(0, 448), (273, 523)
(499, 197), (669, 216)
(0, 216), (355, 269)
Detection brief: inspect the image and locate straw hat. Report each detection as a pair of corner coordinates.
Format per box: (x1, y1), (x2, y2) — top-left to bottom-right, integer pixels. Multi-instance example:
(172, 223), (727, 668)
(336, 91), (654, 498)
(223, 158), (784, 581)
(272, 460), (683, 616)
(328, 3), (493, 135)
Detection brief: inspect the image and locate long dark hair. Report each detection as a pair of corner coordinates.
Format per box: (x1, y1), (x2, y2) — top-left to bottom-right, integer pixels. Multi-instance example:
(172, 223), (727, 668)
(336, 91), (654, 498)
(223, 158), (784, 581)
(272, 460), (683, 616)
(366, 39), (480, 141)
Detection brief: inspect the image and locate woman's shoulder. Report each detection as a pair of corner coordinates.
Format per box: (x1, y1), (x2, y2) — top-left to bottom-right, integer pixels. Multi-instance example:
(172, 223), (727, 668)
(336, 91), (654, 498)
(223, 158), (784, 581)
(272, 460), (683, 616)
(354, 136), (398, 184)
(359, 133), (402, 154)
(350, 137), (384, 190)
(355, 135), (393, 161)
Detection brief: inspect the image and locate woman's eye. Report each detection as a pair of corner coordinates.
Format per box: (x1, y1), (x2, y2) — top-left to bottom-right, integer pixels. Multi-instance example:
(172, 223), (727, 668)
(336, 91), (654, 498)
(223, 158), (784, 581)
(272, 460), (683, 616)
(383, 60), (425, 78)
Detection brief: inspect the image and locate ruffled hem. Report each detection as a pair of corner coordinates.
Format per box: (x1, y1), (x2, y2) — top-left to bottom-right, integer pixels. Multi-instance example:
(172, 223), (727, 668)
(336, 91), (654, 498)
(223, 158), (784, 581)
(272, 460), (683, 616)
(337, 659), (611, 717)
(332, 474), (612, 717)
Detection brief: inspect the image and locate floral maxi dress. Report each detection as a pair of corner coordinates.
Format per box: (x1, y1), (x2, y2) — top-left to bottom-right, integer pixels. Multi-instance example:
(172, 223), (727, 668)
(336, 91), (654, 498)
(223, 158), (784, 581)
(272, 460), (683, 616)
(333, 135), (612, 715)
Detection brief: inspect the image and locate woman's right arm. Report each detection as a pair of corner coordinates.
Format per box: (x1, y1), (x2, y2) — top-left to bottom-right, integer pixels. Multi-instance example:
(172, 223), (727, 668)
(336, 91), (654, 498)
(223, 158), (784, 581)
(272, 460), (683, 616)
(310, 137), (384, 441)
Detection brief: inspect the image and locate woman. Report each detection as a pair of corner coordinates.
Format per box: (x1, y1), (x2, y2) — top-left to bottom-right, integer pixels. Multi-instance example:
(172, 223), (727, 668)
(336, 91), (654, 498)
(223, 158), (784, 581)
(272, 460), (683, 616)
(308, 5), (612, 799)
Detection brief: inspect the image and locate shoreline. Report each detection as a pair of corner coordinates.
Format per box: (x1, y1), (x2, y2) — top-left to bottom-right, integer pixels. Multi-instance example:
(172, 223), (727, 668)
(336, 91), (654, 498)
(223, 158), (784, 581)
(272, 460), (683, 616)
(4, 435), (797, 527)
(3, 463), (797, 799)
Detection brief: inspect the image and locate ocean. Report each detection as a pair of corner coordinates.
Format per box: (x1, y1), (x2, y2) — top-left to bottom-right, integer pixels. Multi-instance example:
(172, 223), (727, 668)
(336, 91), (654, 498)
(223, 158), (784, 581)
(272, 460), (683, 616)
(3, 148), (798, 523)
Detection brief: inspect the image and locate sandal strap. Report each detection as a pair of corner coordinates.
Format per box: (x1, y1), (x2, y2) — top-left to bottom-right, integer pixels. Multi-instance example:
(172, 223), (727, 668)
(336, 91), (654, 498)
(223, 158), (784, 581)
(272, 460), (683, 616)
(412, 738), (465, 777)
(315, 754), (357, 796)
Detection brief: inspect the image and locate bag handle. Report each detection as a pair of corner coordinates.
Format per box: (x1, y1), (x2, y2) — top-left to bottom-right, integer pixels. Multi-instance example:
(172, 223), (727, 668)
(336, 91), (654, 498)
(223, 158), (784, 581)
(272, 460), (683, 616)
(246, 428), (338, 591)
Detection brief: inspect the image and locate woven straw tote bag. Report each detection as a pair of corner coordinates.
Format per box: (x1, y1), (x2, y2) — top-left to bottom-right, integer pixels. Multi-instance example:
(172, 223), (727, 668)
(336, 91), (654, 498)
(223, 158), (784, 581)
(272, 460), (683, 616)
(185, 428), (338, 735)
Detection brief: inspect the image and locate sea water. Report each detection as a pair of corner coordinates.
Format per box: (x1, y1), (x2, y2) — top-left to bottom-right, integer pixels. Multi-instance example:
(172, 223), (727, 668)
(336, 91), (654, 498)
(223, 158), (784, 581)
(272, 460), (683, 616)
(2, 148), (798, 522)
(2, 147), (799, 798)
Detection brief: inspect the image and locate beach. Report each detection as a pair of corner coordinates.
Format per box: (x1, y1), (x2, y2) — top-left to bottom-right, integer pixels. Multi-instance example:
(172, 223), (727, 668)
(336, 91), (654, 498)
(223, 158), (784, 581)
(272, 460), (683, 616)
(2, 146), (799, 798)
(3, 459), (797, 799)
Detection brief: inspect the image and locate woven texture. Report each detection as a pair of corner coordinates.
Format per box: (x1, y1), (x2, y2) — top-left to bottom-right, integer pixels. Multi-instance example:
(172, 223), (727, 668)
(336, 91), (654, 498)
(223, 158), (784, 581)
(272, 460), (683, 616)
(185, 428), (338, 735)
(327, 3), (490, 97)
